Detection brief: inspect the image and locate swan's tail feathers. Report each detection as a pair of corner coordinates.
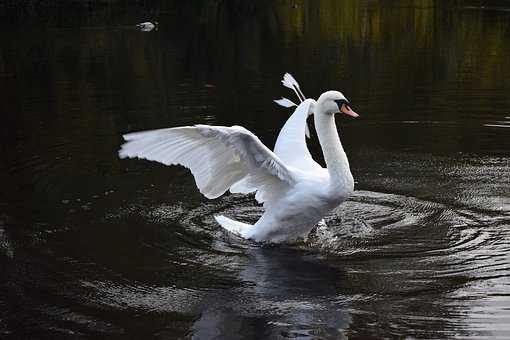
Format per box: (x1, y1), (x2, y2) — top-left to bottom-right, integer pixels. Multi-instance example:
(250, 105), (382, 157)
(281, 73), (306, 102)
(215, 215), (253, 238)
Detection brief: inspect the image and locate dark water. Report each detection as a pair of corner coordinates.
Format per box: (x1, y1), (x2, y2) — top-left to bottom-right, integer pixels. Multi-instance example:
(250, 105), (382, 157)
(1, 1), (510, 339)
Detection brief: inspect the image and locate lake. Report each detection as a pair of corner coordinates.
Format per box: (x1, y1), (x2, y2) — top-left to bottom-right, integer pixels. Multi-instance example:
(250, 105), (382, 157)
(1, 1), (509, 339)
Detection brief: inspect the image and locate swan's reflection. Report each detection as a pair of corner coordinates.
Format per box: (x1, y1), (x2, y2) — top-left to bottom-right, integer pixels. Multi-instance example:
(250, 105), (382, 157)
(191, 246), (352, 339)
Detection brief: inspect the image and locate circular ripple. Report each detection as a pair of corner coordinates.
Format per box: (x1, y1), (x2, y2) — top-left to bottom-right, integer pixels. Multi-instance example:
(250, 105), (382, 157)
(96, 188), (510, 332)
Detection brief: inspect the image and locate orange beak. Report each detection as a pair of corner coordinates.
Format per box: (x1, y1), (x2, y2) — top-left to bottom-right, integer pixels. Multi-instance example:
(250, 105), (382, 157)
(341, 104), (359, 118)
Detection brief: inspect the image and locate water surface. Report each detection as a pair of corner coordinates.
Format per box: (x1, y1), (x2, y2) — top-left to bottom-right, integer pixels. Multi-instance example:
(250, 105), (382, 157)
(1, 1), (509, 339)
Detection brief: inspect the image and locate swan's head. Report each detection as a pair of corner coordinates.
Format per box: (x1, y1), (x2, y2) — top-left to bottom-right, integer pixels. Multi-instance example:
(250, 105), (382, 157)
(317, 90), (359, 117)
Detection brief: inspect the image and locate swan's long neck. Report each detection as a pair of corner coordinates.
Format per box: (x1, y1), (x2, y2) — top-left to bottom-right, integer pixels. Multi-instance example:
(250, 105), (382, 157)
(314, 106), (353, 189)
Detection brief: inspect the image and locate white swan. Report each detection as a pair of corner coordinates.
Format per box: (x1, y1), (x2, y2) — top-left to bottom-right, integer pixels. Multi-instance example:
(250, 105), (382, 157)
(118, 80), (358, 243)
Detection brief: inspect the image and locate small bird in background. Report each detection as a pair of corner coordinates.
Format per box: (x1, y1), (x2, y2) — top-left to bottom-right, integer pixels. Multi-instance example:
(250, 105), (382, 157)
(136, 21), (158, 32)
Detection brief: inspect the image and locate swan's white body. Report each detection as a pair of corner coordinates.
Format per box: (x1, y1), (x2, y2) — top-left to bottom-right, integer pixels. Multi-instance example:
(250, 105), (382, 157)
(119, 78), (357, 243)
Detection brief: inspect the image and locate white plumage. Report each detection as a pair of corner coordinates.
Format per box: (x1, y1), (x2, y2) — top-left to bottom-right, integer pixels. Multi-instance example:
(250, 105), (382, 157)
(274, 99), (320, 172)
(273, 97), (297, 108)
(275, 73), (311, 138)
(119, 125), (292, 204)
(119, 74), (358, 243)
(281, 72), (305, 102)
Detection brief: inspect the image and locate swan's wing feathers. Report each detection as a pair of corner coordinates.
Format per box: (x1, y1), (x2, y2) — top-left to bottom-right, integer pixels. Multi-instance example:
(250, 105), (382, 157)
(282, 73), (305, 102)
(274, 99), (322, 172)
(282, 73), (300, 90)
(274, 97), (297, 108)
(274, 97), (309, 136)
(194, 125), (295, 184)
(304, 121), (311, 139)
(119, 125), (294, 202)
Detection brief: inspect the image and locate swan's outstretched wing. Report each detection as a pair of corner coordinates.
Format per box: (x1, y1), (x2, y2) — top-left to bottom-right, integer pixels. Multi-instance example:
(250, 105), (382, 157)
(119, 125), (295, 204)
(273, 99), (323, 172)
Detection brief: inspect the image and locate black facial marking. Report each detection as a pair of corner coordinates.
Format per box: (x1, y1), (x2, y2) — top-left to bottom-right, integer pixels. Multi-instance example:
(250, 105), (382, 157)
(334, 99), (349, 109)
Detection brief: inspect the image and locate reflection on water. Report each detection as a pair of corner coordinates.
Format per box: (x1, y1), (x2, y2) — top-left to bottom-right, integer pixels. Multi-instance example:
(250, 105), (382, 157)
(1, 0), (509, 339)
